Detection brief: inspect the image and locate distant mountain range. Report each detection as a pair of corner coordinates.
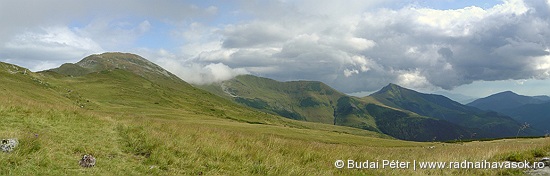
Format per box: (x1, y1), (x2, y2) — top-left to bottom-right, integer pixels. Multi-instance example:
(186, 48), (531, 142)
(200, 75), (542, 141)
(431, 91), (477, 104)
(370, 84), (542, 137)
(467, 91), (549, 112)
(467, 91), (550, 134)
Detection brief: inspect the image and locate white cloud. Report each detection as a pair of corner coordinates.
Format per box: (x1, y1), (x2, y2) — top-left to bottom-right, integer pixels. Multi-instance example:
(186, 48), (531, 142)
(413, 6), (486, 36)
(197, 49), (238, 62)
(533, 55), (550, 78)
(5, 27), (102, 53)
(169, 62), (248, 85)
(203, 63), (249, 83)
(30, 61), (60, 72)
(139, 49), (248, 85)
(349, 55), (372, 72)
(396, 69), (431, 89)
(344, 69), (359, 77)
(1, 26), (103, 71)
(489, 0), (528, 15)
(346, 37), (376, 51)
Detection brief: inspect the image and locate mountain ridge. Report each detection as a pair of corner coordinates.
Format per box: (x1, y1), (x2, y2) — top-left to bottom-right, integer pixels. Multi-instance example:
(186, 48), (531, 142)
(199, 76), (541, 141)
(501, 102), (550, 133)
(48, 52), (182, 82)
(370, 84), (542, 137)
(468, 91), (550, 133)
(467, 90), (548, 112)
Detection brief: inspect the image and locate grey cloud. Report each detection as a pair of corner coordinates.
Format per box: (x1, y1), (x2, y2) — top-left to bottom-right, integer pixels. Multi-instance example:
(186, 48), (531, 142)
(348, 1), (550, 91)
(222, 49), (280, 68)
(4, 0), (550, 94)
(0, 0), (211, 38)
(206, 0), (550, 93)
(221, 22), (290, 48)
(75, 20), (152, 50)
(445, 9), (550, 83)
(438, 48), (453, 59)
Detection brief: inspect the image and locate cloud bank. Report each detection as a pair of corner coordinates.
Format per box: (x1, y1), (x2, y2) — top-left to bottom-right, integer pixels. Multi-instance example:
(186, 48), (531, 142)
(2, 0), (550, 93)
(186, 0), (550, 92)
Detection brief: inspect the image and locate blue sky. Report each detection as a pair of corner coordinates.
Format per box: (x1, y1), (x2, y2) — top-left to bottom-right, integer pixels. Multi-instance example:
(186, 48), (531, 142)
(1, 0), (550, 100)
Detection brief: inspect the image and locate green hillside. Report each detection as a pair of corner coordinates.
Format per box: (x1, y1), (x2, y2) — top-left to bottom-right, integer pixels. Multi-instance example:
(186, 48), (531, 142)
(200, 75), (356, 123)
(51, 53), (181, 81)
(370, 84), (542, 138)
(200, 75), (483, 141)
(1, 53), (549, 175)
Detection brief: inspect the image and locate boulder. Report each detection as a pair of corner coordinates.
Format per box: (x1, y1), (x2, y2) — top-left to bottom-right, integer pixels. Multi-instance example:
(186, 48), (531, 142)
(542, 157), (550, 167)
(0, 138), (18, 152)
(79, 154), (96, 167)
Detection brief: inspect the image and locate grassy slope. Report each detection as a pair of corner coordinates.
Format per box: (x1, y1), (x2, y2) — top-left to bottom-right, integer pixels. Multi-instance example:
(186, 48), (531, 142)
(201, 75), (344, 123)
(201, 75), (385, 132)
(1, 60), (549, 175)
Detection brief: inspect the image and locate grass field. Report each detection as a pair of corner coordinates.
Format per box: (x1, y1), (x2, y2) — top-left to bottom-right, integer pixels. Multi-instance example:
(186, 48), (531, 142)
(1, 61), (549, 175)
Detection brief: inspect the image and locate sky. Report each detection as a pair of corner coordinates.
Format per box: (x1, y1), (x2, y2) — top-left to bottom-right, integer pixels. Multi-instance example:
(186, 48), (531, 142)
(2, 0), (550, 99)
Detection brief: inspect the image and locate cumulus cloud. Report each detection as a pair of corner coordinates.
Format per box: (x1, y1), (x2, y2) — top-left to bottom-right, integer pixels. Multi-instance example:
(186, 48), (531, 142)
(395, 69), (431, 89)
(169, 62), (249, 85)
(5, 27), (102, 53)
(0, 19), (154, 71)
(1, 26), (103, 71)
(180, 0), (550, 93)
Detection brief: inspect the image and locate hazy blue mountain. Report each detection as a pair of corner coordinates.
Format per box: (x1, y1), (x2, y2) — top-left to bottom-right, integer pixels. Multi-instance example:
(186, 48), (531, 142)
(467, 91), (547, 112)
(499, 102), (550, 133)
(432, 91), (478, 104)
(533, 95), (550, 101)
